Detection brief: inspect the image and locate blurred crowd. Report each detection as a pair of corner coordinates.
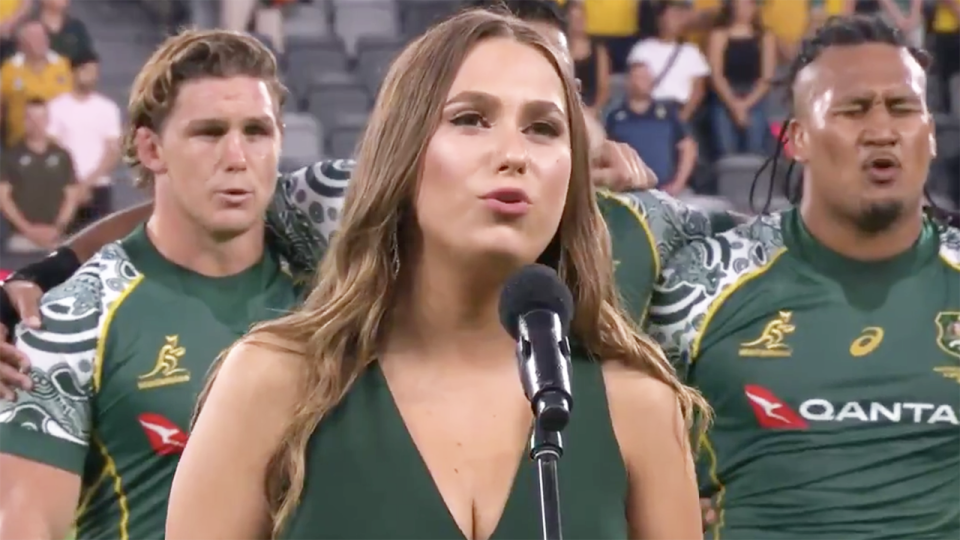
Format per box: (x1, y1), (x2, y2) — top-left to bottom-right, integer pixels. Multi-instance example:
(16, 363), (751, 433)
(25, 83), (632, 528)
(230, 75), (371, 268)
(0, 0), (118, 257)
(0, 0), (957, 268)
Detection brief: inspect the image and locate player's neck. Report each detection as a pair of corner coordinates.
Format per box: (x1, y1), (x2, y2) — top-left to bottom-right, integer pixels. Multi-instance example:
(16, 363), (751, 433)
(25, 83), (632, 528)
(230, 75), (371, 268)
(145, 208), (265, 278)
(387, 247), (516, 367)
(799, 199), (925, 262)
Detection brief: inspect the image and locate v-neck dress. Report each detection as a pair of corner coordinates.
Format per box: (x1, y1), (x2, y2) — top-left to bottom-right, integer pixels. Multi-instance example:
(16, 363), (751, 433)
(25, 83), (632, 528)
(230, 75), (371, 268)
(278, 356), (629, 539)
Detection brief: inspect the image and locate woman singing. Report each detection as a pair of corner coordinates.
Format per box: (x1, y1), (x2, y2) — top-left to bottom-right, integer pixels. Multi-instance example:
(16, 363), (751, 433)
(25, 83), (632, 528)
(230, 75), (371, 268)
(166, 8), (708, 540)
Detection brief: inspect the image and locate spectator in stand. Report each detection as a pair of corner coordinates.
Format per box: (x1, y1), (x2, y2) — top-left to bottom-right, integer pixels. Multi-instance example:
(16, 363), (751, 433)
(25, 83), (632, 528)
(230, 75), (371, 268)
(47, 48), (121, 231)
(932, 0), (960, 111)
(189, 0), (218, 30)
(605, 60), (697, 196)
(707, 0), (775, 156)
(190, 0), (286, 52)
(568, 0), (611, 116)
(0, 0), (31, 63)
(0, 98), (78, 252)
(815, 0), (924, 45)
(221, 0), (291, 52)
(572, 0), (640, 73)
(802, 0), (834, 36)
(626, 0), (709, 123)
(759, 0), (825, 61)
(35, 0), (93, 63)
(0, 20), (71, 147)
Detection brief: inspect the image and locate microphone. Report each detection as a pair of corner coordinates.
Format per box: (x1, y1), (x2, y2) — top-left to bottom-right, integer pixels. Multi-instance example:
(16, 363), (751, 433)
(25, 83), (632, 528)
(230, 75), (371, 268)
(499, 264), (575, 433)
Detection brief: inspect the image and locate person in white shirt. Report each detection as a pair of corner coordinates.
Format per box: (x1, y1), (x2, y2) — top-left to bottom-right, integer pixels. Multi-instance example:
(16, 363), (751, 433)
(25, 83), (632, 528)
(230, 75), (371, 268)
(46, 48), (121, 231)
(626, 0), (709, 123)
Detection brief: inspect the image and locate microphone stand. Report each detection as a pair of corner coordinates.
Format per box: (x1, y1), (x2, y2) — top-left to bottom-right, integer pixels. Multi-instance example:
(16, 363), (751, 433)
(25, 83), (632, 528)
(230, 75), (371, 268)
(529, 393), (567, 540)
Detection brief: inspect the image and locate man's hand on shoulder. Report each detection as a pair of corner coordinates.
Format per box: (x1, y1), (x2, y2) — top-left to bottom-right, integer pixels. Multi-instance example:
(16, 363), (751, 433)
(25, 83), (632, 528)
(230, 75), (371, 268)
(591, 138), (658, 193)
(0, 280), (44, 397)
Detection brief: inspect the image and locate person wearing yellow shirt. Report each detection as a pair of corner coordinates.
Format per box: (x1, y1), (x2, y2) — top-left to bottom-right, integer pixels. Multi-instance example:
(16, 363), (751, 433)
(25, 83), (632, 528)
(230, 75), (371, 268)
(932, 0), (960, 112)
(579, 0), (641, 73)
(814, 0), (925, 45)
(806, 0), (842, 38)
(0, 20), (72, 147)
(0, 0), (32, 62)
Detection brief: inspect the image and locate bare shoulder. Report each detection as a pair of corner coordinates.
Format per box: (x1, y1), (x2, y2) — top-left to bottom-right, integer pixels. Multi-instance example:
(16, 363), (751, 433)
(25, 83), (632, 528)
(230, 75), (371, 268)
(204, 334), (307, 420)
(601, 361), (687, 452)
(602, 363), (702, 539)
(602, 360), (682, 419)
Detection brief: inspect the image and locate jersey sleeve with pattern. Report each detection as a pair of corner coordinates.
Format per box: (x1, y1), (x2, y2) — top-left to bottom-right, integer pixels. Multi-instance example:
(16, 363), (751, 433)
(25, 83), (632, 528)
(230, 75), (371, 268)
(265, 159), (353, 275)
(612, 190), (716, 266)
(264, 162), (733, 281)
(647, 215), (785, 375)
(0, 244), (138, 474)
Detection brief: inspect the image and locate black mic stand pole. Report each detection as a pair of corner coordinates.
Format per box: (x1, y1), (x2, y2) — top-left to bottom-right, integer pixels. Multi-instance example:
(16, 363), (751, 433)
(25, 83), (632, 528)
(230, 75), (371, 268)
(530, 392), (567, 540)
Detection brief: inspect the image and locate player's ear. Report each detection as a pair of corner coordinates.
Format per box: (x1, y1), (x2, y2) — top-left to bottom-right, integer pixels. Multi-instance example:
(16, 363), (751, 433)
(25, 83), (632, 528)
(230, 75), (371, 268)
(928, 114), (937, 159)
(135, 126), (167, 176)
(787, 119), (808, 164)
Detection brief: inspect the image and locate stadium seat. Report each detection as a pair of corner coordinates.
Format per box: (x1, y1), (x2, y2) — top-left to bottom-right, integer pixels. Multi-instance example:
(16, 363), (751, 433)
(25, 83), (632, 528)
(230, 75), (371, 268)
(931, 115), (960, 205)
(929, 189), (958, 212)
(98, 47), (154, 82)
(935, 114), (960, 159)
(950, 74), (960, 117)
(715, 154), (769, 213)
(332, 0), (401, 56)
(928, 78), (946, 113)
(284, 35), (349, 101)
(250, 31), (281, 58)
(398, 0), (461, 38)
(356, 35), (405, 94)
(328, 113), (370, 157)
(282, 112), (324, 166)
(765, 84), (789, 121)
(306, 72), (371, 130)
(283, 2), (333, 39)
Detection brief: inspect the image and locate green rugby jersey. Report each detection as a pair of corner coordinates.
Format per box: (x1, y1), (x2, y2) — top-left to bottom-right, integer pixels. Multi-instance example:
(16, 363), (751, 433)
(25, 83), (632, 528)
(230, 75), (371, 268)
(268, 160), (729, 323)
(0, 225), (300, 539)
(649, 209), (960, 539)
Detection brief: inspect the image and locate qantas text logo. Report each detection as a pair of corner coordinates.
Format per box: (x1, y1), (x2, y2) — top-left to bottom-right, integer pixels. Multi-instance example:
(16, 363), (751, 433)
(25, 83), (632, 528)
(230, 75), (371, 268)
(743, 385), (959, 428)
(138, 413), (188, 455)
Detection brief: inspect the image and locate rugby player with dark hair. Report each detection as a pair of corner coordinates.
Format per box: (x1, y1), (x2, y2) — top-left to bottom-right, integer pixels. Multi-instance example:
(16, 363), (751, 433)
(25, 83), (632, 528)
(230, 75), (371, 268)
(650, 14), (959, 539)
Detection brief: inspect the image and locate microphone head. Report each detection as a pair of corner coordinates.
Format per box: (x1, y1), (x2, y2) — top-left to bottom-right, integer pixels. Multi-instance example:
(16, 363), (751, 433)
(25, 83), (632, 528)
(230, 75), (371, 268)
(498, 264), (575, 341)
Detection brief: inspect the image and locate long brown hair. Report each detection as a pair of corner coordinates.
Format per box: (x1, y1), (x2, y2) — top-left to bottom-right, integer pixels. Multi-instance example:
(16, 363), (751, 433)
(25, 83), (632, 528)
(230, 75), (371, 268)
(196, 8), (709, 537)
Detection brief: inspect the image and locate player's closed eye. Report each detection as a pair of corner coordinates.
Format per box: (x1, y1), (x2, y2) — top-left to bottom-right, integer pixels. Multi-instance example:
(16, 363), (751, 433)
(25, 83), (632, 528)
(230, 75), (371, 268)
(244, 124), (274, 137)
(887, 102), (923, 116)
(193, 127), (227, 138)
(834, 105), (868, 118)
